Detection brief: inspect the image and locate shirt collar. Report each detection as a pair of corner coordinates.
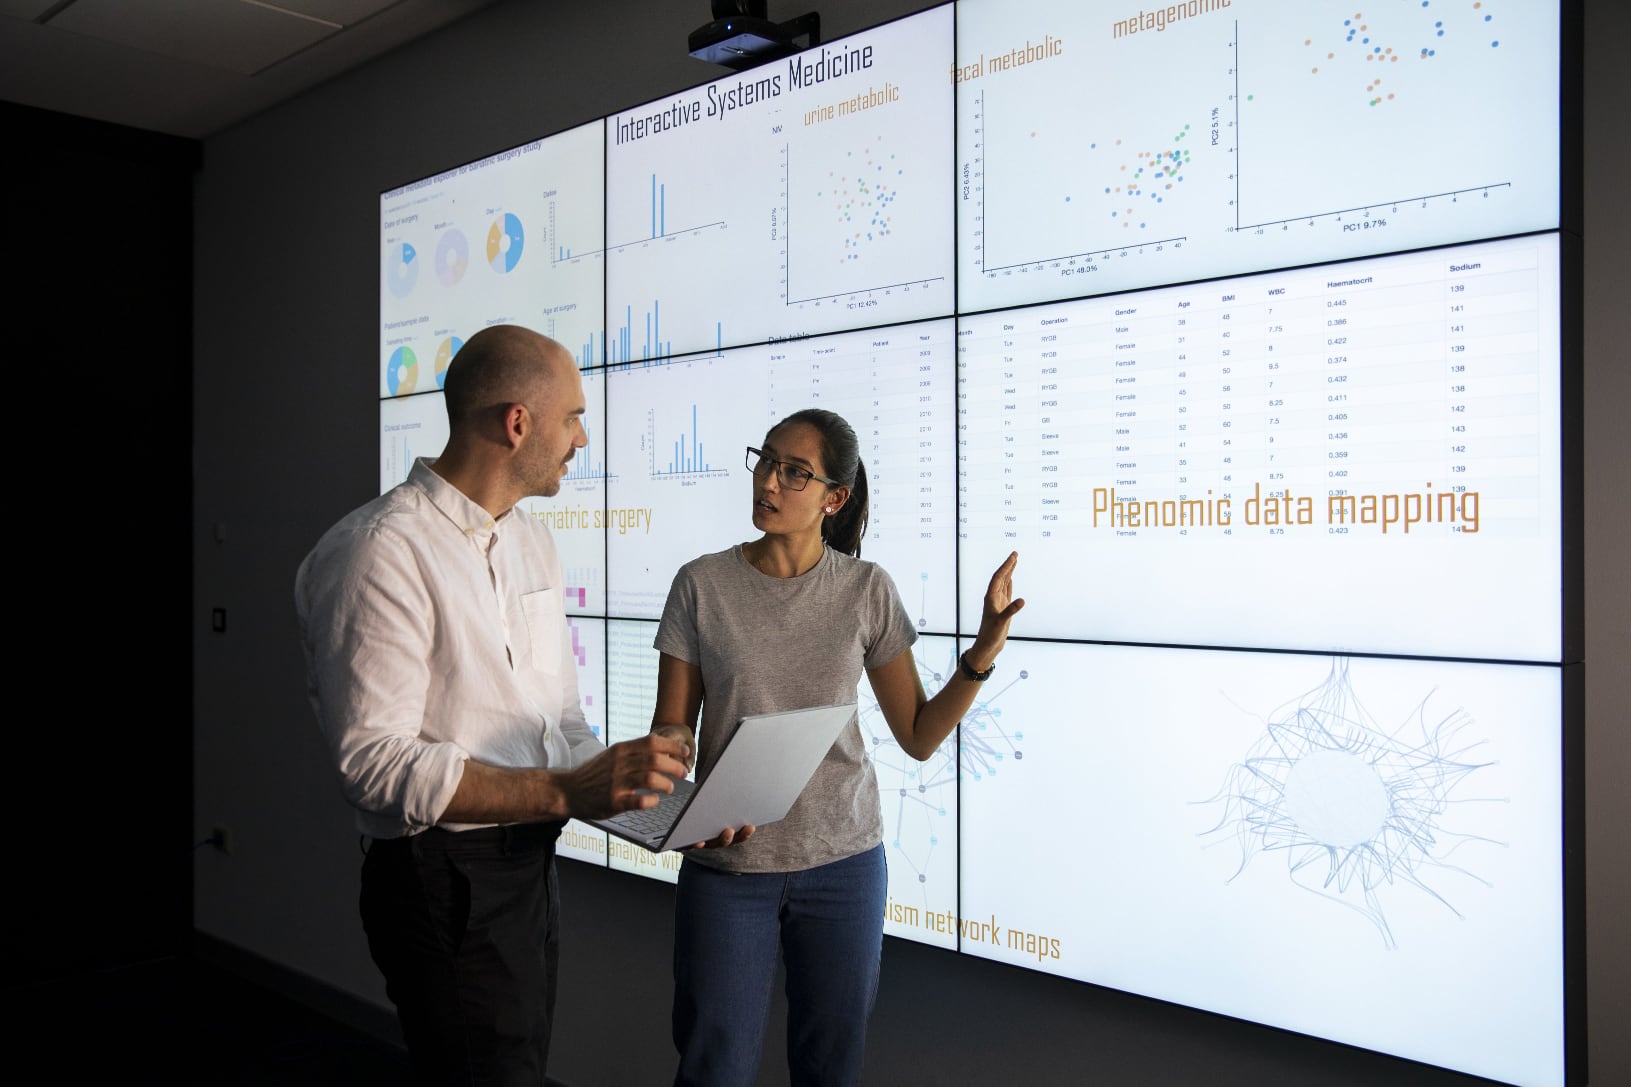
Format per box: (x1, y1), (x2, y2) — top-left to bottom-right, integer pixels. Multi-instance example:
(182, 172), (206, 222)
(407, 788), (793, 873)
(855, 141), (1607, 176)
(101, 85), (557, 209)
(408, 457), (513, 538)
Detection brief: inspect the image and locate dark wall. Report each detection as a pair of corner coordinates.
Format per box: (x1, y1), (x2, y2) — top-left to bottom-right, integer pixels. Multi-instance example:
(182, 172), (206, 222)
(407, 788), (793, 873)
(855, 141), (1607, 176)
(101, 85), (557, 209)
(2, 100), (197, 983)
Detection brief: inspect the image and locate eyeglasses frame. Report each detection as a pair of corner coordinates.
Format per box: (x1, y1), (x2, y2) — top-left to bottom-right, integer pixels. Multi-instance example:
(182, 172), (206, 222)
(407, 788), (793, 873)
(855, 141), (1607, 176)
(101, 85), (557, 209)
(744, 446), (840, 491)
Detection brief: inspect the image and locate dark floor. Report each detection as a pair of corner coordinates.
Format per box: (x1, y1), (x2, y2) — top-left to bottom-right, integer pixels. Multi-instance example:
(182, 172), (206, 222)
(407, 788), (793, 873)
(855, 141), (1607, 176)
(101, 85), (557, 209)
(14, 954), (413, 1085)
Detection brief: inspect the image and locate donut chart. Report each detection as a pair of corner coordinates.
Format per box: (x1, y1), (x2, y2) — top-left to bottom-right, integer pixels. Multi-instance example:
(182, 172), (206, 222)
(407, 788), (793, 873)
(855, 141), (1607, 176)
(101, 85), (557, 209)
(486, 212), (524, 273)
(435, 335), (463, 388)
(386, 345), (418, 396)
(385, 242), (418, 297)
(435, 228), (469, 286)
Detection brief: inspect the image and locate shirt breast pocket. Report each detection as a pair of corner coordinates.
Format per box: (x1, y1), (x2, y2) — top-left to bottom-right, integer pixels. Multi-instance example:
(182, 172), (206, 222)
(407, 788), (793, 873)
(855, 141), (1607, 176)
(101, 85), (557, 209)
(520, 588), (563, 677)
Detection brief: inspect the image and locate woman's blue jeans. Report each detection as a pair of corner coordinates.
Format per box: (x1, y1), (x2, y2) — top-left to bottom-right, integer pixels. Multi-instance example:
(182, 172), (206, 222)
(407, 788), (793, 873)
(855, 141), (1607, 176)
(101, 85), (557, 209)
(671, 843), (887, 1087)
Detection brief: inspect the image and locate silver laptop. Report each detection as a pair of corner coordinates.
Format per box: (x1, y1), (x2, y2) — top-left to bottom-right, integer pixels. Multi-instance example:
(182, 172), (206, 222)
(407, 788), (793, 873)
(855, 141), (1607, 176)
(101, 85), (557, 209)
(589, 702), (857, 852)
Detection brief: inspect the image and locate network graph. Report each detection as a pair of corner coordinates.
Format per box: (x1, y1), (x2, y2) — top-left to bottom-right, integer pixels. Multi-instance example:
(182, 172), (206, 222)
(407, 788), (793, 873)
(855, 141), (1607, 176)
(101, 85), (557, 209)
(1197, 657), (1502, 949)
(862, 637), (1029, 947)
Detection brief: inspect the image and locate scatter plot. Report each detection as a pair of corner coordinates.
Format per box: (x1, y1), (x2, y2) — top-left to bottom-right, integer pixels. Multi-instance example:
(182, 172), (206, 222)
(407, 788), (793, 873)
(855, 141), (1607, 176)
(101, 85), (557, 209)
(1098, 126), (1192, 229)
(1198, 657), (1503, 948)
(817, 137), (903, 263)
(1304, 3), (1506, 105)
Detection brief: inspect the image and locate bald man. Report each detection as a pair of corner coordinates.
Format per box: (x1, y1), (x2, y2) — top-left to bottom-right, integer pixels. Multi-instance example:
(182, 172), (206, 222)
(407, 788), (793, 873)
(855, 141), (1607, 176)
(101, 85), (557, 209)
(296, 324), (690, 1084)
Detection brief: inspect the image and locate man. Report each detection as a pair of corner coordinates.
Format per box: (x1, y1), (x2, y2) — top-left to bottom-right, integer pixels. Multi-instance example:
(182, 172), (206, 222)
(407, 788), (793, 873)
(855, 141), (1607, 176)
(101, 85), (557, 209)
(295, 324), (690, 1084)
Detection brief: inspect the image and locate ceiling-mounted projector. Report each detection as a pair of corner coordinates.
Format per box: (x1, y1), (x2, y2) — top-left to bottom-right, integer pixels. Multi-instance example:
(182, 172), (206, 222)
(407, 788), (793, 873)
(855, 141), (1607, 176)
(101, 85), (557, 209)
(689, 0), (820, 71)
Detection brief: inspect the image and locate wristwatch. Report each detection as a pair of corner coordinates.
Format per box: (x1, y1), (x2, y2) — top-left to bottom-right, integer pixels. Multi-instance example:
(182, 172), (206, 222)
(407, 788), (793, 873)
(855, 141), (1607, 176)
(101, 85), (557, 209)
(958, 651), (995, 682)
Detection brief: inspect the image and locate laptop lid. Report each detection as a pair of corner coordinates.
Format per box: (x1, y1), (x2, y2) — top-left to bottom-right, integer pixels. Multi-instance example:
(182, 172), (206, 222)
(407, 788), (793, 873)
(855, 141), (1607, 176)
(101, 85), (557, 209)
(589, 701), (857, 853)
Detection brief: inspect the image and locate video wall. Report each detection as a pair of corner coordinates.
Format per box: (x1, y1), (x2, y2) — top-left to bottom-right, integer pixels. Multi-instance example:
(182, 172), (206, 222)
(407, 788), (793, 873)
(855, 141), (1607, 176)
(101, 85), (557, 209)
(379, 3), (1574, 1085)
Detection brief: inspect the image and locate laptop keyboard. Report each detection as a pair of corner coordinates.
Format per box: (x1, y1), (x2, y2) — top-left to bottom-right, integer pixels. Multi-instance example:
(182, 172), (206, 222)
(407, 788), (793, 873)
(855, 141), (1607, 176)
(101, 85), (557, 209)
(612, 788), (689, 835)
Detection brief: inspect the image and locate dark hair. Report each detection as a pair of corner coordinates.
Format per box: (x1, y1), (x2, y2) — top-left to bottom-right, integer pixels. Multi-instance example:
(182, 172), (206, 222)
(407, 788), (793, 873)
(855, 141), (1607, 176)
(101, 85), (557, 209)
(769, 408), (870, 558)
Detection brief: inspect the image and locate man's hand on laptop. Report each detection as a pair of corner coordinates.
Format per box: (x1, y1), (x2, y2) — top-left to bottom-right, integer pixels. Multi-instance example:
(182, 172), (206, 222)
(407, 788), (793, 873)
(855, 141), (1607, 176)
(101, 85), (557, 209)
(650, 724), (697, 774)
(560, 734), (691, 820)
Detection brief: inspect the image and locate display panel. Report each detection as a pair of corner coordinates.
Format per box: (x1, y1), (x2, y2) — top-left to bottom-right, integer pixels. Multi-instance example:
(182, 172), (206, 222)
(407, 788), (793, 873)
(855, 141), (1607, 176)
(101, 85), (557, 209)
(379, 390), (451, 492)
(380, 121), (606, 392)
(556, 616), (612, 866)
(871, 635), (961, 947)
(605, 320), (958, 629)
(605, 618), (681, 883)
(958, 641), (1564, 1087)
(605, 6), (955, 359)
(374, 3), (1574, 1083)
(956, 0), (1562, 314)
(958, 233), (1562, 660)
(518, 369), (609, 616)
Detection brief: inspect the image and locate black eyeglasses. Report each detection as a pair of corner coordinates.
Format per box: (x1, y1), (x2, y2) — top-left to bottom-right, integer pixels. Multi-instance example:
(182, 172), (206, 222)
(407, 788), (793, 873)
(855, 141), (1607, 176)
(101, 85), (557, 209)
(745, 446), (839, 491)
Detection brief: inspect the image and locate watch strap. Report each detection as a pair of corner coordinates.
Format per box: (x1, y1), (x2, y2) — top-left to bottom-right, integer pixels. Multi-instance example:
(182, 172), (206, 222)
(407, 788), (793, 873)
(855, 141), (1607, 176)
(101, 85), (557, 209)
(959, 651), (995, 682)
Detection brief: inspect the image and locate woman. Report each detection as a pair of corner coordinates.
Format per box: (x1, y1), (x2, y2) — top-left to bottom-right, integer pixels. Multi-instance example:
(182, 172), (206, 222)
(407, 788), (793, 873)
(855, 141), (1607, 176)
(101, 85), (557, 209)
(649, 407), (1024, 1087)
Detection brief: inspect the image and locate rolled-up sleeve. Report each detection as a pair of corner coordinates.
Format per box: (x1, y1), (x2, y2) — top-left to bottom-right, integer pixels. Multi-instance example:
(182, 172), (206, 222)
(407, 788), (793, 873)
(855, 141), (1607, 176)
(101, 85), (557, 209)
(296, 525), (467, 833)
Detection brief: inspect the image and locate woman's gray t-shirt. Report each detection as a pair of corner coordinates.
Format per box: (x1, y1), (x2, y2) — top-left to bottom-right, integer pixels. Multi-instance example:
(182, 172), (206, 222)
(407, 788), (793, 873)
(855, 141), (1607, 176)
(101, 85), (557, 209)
(654, 543), (918, 873)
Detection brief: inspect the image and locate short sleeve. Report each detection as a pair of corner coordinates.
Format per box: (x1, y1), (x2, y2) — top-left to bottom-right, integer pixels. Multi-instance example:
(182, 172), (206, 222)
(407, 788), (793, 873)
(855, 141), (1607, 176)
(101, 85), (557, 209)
(863, 564), (918, 670)
(654, 562), (702, 664)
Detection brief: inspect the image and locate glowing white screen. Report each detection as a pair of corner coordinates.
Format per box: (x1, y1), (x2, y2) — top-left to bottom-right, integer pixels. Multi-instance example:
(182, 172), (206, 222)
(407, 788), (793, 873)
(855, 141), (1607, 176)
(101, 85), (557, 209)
(869, 634), (961, 947)
(556, 615), (611, 866)
(605, 320), (958, 629)
(957, 641), (1564, 1087)
(605, 6), (955, 358)
(379, 391), (450, 493)
(379, 120), (606, 395)
(958, 233), (1562, 660)
(955, 0), (1562, 313)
